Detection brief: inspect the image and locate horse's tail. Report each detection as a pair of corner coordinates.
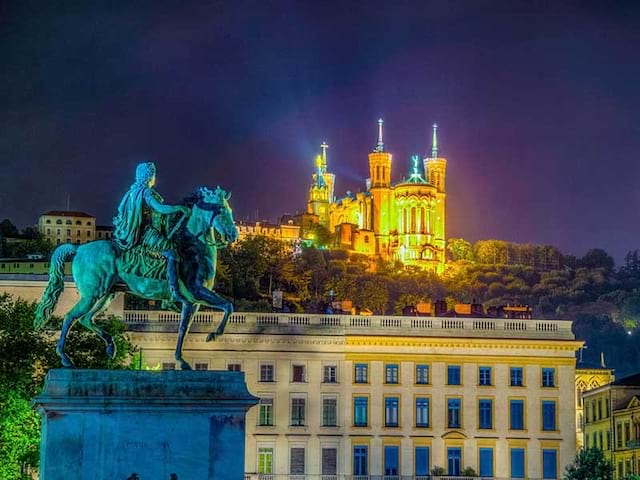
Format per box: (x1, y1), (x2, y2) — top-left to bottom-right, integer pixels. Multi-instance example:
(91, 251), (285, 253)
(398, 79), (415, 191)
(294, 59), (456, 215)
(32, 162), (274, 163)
(34, 243), (77, 330)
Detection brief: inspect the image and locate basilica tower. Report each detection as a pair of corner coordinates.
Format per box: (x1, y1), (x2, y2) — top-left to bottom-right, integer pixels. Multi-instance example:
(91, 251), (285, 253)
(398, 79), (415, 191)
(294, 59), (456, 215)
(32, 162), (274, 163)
(424, 123), (447, 269)
(307, 143), (334, 228)
(368, 119), (393, 258)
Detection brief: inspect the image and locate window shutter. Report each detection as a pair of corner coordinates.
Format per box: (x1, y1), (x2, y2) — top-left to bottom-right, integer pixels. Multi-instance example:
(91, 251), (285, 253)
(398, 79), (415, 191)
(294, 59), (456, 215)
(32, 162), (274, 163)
(290, 447), (305, 474)
(322, 447), (337, 475)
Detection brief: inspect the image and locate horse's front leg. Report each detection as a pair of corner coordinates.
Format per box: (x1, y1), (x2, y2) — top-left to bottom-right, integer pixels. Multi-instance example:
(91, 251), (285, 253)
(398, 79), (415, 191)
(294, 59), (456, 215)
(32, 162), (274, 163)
(191, 287), (233, 342)
(175, 302), (197, 370)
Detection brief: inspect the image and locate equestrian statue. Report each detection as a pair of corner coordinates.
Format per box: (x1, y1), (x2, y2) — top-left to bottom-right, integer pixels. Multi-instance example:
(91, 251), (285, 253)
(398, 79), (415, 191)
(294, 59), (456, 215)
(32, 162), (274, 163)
(34, 162), (238, 370)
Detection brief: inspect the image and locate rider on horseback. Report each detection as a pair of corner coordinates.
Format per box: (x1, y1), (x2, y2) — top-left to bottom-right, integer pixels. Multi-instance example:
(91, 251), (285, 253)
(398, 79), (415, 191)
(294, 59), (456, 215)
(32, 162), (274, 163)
(113, 162), (189, 303)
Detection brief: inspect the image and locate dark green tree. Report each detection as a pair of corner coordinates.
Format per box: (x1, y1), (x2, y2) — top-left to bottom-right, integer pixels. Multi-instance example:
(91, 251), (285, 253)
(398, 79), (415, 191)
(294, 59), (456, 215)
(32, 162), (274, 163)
(0, 294), (136, 479)
(563, 448), (613, 480)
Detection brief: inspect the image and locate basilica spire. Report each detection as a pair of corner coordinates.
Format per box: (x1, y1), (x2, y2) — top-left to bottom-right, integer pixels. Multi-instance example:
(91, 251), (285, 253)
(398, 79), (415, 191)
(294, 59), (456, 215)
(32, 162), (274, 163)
(320, 142), (328, 172)
(375, 118), (384, 152)
(431, 123), (438, 159)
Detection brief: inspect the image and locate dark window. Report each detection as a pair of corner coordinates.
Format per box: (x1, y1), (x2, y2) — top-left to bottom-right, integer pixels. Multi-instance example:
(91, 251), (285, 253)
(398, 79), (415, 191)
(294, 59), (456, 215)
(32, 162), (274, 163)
(292, 364), (306, 382)
(415, 447), (430, 476)
(542, 400), (556, 431)
(323, 365), (337, 383)
(227, 363), (241, 372)
(447, 447), (461, 476)
(290, 447), (305, 475)
(322, 448), (337, 476)
(291, 398), (305, 426)
(479, 399), (493, 429)
(479, 366), (492, 386)
(511, 448), (525, 478)
(479, 447), (494, 477)
(510, 399), (524, 430)
(447, 365), (461, 385)
(353, 446), (368, 475)
(322, 397), (337, 426)
(542, 449), (557, 479)
(384, 445), (399, 475)
(260, 363), (274, 382)
(511, 367), (524, 386)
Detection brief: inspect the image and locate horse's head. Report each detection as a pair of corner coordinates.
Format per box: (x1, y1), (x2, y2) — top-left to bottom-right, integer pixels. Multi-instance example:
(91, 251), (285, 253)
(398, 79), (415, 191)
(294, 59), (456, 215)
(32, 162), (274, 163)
(190, 186), (238, 245)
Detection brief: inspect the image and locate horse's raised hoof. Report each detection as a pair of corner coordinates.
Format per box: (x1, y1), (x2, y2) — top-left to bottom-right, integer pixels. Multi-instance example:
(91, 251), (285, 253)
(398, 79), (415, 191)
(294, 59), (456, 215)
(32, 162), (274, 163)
(206, 332), (217, 342)
(106, 342), (117, 360)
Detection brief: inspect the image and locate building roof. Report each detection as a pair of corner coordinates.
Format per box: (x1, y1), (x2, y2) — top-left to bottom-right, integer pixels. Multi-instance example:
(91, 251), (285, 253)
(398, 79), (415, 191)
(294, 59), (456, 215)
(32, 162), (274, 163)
(42, 210), (94, 218)
(612, 372), (640, 386)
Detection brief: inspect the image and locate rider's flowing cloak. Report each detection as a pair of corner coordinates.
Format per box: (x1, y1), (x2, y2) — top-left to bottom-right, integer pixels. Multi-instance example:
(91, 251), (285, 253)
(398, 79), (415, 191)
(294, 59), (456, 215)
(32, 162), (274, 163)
(113, 185), (148, 251)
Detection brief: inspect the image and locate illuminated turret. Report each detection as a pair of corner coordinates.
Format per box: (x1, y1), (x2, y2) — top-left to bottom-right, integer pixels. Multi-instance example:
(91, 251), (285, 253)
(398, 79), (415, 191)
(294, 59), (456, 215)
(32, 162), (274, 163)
(368, 118), (393, 257)
(307, 143), (335, 227)
(424, 123), (446, 193)
(423, 122), (447, 272)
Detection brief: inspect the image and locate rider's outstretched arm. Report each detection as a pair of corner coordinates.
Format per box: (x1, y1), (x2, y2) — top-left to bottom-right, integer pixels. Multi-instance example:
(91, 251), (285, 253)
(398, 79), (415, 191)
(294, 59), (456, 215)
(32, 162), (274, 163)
(144, 190), (188, 215)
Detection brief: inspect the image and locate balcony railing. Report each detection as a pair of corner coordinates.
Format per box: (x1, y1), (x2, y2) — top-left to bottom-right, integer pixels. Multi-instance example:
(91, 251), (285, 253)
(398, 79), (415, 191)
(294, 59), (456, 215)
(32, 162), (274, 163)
(243, 476), (503, 480)
(626, 439), (640, 448)
(123, 310), (574, 340)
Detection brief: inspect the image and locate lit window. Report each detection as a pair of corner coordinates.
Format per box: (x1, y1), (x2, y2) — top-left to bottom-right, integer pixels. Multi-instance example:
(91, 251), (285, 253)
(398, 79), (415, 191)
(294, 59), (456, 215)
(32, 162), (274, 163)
(385, 364), (399, 384)
(385, 397), (399, 427)
(354, 397), (368, 427)
(447, 398), (461, 428)
(257, 448), (273, 474)
(354, 363), (368, 384)
(416, 397), (429, 427)
(510, 367), (524, 386)
(416, 364), (429, 384)
(542, 368), (556, 387)
(258, 398), (273, 426)
(323, 365), (338, 383)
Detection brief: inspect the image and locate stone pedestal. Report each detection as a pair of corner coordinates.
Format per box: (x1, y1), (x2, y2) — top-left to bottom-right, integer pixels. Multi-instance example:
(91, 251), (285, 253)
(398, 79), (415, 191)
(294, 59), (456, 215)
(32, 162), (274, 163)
(33, 369), (258, 480)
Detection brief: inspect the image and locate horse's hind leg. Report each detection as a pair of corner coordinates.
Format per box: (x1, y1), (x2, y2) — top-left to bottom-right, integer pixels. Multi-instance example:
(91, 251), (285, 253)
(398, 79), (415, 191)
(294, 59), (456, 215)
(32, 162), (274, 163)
(191, 287), (233, 342)
(57, 296), (99, 368)
(78, 293), (119, 360)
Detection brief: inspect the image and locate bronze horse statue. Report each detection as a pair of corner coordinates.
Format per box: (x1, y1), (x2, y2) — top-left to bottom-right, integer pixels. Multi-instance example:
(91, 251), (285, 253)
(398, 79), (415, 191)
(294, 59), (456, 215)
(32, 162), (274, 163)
(35, 186), (238, 370)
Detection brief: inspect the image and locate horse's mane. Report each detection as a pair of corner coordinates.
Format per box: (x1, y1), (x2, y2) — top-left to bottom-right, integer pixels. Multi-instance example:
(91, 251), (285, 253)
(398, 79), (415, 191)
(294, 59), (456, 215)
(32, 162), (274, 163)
(182, 189), (204, 207)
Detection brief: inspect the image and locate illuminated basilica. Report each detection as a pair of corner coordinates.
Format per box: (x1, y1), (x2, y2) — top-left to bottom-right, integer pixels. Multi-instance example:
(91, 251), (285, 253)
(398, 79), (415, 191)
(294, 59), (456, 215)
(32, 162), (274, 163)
(307, 120), (447, 272)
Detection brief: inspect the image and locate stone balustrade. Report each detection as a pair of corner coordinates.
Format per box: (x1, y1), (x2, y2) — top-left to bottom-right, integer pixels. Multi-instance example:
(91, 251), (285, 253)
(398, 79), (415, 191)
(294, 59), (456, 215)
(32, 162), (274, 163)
(122, 310), (573, 340)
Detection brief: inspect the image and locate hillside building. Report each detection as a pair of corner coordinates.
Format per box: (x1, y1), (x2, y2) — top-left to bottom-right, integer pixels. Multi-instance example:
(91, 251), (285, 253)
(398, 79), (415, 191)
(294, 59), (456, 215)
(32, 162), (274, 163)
(38, 210), (96, 245)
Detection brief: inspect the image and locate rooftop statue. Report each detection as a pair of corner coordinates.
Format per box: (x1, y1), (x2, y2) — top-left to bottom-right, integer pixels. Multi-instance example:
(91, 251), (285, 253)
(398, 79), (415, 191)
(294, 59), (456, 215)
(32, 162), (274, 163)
(35, 162), (239, 369)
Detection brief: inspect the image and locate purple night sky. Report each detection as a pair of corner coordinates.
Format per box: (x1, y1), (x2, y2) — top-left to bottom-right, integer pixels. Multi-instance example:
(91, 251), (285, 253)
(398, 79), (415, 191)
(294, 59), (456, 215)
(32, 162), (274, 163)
(1, 1), (639, 262)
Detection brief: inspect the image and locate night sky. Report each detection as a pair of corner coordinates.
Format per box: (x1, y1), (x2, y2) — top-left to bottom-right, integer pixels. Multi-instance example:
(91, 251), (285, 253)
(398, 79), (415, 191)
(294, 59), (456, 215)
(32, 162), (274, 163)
(2, 1), (639, 262)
